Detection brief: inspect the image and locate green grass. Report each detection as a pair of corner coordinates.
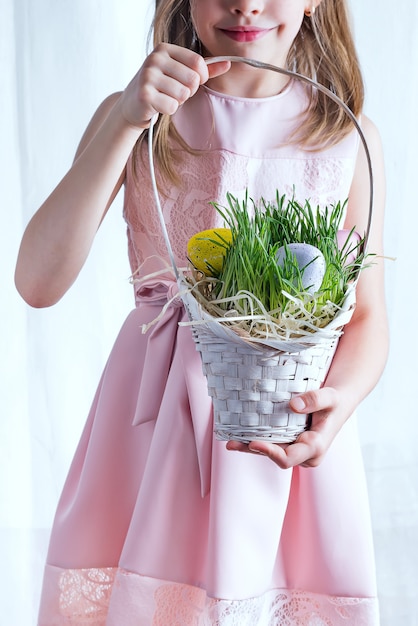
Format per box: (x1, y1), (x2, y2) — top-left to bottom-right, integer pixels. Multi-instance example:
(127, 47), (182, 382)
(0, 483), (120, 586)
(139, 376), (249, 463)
(202, 191), (369, 328)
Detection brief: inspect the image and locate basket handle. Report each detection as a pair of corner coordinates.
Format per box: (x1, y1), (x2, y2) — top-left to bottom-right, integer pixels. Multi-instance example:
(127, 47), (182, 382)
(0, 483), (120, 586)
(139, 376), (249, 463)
(148, 55), (374, 282)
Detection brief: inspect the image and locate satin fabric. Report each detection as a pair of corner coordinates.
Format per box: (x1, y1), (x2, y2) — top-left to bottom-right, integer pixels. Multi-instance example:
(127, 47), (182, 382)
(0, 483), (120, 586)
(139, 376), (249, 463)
(44, 273), (376, 600)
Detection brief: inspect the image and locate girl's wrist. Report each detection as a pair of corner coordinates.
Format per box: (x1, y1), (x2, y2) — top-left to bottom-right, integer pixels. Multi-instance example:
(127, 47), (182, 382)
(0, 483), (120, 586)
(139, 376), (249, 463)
(107, 95), (147, 140)
(112, 92), (156, 133)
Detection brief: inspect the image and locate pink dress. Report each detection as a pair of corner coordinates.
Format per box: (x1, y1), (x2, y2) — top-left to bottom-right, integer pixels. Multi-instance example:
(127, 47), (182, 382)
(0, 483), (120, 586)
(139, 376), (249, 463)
(38, 82), (379, 625)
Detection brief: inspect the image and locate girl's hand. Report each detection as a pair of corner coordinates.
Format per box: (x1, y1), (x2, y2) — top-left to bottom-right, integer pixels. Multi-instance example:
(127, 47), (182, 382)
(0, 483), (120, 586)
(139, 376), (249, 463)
(226, 386), (348, 469)
(119, 43), (230, 129)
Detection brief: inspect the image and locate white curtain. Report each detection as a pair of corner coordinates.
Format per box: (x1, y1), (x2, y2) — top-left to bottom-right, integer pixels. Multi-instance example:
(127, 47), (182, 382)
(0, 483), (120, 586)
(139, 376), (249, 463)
(1, 1), (416, 624)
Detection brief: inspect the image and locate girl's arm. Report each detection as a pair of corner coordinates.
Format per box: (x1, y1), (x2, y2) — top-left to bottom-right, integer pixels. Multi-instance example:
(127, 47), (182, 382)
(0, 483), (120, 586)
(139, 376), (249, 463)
(227, 116), (389, 467)
(14, 44), (230, 308)
(15, 95), (141, 308)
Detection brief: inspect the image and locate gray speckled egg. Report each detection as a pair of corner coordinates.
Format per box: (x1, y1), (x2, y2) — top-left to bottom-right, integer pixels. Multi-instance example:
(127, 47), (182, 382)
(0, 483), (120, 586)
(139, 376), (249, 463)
(276, 243), (326, 294)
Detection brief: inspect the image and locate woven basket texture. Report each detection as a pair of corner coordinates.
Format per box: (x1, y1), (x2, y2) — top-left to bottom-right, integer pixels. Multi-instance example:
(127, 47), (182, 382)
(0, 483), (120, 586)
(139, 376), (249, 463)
(181, 284), (345, 443)
(191, 320), (338, 442)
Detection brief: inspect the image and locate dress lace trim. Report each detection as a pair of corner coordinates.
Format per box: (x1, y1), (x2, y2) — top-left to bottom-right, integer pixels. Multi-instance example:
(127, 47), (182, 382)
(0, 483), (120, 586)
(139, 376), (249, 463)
(39, 565), (380, 625)
(56, 567), (116, 622)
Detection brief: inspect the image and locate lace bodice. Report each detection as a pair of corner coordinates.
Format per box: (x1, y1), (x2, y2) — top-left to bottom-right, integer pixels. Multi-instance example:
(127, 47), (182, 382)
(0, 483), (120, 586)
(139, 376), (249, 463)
(123, 81), (359, 284)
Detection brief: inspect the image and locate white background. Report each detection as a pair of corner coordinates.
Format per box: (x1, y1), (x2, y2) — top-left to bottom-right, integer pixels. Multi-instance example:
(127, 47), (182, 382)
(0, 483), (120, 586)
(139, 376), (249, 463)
(1, 1), (417, 624)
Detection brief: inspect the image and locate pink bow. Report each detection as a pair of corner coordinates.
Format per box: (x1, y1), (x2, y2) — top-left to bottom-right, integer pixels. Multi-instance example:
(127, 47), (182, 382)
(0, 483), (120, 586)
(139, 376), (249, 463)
(132, 276), (213, 497)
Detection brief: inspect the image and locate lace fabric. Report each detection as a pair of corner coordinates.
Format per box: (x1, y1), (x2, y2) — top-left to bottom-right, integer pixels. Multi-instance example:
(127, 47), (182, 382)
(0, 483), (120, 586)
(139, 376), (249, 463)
(56, 567), (117, 623)
(39, 566), (379, 625)
(151, 582), (379, 626)
(124, 147), (352, 277)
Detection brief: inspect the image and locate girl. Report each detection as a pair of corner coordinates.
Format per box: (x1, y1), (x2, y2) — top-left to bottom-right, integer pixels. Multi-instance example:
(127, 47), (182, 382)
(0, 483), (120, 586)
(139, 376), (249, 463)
(15, 0), (388, 624)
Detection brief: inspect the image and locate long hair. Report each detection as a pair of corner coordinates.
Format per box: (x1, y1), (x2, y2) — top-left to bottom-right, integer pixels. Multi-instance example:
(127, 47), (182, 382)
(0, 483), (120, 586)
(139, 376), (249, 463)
(133, 0), (364, 184)
(290, 0), (364, 147)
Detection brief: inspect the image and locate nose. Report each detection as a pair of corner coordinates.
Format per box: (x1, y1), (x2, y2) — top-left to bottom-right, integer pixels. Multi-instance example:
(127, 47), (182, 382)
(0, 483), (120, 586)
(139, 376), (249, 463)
(228, 0), (263, 17)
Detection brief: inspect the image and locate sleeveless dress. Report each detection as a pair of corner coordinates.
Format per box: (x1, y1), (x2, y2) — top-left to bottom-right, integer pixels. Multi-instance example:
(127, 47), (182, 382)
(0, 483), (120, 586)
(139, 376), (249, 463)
(38, 82), (380, 625)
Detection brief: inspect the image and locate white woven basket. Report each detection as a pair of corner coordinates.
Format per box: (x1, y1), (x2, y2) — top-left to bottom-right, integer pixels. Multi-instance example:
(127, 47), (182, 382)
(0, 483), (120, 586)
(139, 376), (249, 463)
(148, 56), (373, 443)
(192, 335), (336, 443)
(179, 277), (355, 442)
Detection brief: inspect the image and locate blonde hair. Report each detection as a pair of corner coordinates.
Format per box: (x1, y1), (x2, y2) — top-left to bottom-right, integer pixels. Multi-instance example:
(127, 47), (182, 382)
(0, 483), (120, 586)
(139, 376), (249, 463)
(134, 0), (364, 184)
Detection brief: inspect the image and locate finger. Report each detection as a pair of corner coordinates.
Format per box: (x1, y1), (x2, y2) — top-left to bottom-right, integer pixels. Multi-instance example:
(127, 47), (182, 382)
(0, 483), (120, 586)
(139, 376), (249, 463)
(290, 386), (339, 415)
(226, 440), (249, 453)
(226, 440), (263, 455)
(165, 44), (210, 85)
(247, 440), (293, 468)
(247, 436), (320, 469)
(206, 60), (231, 80)
(150, 63), (201, 102)
(136, 64), (200, 121)
(148, 74), (197, 113)
(228, 434), (324, 468)
(226, 440), (270, 456)
(147, 45), (208, 94)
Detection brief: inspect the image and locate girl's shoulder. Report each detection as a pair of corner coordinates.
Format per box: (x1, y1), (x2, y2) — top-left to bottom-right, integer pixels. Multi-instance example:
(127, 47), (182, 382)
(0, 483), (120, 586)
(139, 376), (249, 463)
(359, 114), (383, 152)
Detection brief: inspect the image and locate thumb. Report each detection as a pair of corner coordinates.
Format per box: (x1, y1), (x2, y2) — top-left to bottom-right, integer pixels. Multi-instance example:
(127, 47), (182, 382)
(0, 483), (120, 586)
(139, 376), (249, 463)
(290, 388), (339, 414)
(289, 394), (309, 413)
(205, 60), (231, 81)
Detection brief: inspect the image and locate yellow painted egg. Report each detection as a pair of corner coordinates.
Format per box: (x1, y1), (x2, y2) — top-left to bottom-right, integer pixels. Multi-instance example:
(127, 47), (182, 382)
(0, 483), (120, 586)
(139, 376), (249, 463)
(187, 228), (232, 275)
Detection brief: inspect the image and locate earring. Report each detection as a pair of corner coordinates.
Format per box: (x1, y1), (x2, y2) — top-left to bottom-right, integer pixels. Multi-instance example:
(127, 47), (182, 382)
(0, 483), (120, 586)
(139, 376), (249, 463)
(304, 6), (315, 17)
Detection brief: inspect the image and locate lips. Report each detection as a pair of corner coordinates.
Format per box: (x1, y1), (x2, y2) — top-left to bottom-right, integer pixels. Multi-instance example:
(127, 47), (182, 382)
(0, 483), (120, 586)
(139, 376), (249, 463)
(220, 26), (273, 43)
